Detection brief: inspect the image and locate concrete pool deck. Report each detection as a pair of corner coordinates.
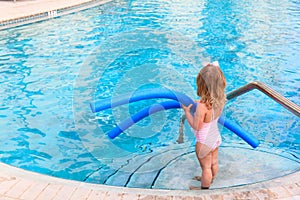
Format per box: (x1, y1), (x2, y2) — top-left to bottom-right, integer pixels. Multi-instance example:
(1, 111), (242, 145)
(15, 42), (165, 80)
(0, 0), (111, 29)
(0, 0), (299, 199)
(0, 161), (299, 199)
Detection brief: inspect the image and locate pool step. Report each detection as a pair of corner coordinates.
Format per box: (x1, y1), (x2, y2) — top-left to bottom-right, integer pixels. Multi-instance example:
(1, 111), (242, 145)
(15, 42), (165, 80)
(85, 144), (193, 188)
(85, 146), (300, 190)
(126, 148), (194, 188)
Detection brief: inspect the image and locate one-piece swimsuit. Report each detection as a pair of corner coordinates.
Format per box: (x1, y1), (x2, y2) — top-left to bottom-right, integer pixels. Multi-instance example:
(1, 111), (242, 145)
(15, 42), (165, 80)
(193, 109), (222, 150)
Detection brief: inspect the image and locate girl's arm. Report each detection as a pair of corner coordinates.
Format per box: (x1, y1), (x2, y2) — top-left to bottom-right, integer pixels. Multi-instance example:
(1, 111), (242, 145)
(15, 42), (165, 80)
(182, 103), (206, 131)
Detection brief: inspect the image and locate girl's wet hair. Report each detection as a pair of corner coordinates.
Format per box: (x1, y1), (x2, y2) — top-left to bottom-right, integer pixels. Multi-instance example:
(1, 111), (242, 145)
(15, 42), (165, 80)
(196, 63), (226, 111)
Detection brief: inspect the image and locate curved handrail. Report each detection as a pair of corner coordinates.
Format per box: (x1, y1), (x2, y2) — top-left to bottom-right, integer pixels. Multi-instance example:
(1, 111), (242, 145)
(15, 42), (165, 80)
(178, 81), (300, 144)
(226, 81), (300, 117)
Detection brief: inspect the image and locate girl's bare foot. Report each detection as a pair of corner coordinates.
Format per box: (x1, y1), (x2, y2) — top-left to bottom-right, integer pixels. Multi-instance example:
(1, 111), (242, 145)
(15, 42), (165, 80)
(192, 176), (201, 181)
(189, 185), (201, 190)
(189, 185), (209, 190)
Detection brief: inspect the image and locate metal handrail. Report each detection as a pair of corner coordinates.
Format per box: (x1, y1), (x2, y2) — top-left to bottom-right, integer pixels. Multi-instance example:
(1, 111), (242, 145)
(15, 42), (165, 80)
(177, 81), (300, 143)
(177, 114), (186, 144)
(227, 81), (300, 117)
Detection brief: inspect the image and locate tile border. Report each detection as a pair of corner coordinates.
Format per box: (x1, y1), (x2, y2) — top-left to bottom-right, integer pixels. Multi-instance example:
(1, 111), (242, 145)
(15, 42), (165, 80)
(0, 0), (112, 30)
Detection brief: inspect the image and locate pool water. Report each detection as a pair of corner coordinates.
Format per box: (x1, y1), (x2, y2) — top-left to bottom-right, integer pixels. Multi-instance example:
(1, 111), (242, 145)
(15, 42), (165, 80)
(0, 0), (299, 189)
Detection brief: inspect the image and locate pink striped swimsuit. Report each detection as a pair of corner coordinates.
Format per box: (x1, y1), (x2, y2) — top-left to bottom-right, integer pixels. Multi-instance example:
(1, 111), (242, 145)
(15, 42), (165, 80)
(193, 110), (222, 150)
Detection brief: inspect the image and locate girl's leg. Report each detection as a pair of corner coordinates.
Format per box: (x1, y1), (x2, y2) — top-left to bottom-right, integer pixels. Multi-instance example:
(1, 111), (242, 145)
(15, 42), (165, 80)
(211, 147), (219, 179)
(194, 143), (210, 179)
(190, 143), (212, 190)
(199, 152), (213, 188)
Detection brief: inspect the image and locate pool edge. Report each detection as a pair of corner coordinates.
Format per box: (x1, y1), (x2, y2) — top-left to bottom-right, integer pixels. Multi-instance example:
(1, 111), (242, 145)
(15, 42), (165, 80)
(0, 161), (299, 199)
(0, 0), (112, 30)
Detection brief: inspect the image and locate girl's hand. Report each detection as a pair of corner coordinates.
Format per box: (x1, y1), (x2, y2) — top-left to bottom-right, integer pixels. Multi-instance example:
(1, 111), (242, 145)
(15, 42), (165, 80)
(181, 104), (193, 113)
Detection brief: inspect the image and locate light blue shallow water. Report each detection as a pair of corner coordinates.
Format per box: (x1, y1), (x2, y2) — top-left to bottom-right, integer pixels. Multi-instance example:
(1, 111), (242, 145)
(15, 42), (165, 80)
(0, 0), (299, 189)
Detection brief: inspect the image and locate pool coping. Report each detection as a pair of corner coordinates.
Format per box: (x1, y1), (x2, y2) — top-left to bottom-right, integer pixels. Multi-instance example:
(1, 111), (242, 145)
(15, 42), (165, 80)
(0, 0), (299, 199)
(0, 161), (299, 199)
(0, 0), (112, 30)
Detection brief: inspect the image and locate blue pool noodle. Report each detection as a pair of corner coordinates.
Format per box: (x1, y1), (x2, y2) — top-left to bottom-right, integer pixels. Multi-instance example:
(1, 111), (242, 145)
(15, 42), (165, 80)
(91, 88), (260, 148)
(90, 88), (197, 113)
(108, 101), (181, 139)
(217, 116), (260, 148)
(108, 101), (260, 148)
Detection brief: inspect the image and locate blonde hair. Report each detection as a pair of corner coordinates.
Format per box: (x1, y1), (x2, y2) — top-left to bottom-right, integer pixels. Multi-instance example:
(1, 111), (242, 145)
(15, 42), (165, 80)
(196, 63), (226, 111)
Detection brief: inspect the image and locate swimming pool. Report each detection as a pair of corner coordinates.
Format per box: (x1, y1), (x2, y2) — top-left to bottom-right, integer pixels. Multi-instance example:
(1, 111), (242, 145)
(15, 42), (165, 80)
(0, 0), (299, 190)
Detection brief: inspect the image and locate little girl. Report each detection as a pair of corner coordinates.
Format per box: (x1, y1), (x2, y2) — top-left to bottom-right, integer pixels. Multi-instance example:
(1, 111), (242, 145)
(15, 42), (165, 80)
(182, 61), (226, 189)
